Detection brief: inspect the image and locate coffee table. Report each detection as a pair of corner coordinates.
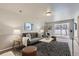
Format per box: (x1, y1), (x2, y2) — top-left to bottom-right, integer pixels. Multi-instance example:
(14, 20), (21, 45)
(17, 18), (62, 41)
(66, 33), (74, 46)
(22, 46), (37, 56)
(39, 38), (54, 43)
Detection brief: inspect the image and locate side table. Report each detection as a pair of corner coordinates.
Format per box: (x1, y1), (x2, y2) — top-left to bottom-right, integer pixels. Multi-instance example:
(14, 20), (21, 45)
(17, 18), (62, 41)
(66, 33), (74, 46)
(12, 40), (22, 51)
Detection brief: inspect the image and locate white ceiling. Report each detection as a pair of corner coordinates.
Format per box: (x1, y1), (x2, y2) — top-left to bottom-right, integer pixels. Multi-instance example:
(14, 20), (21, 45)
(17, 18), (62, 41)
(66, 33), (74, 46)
(0, 3), (79, 28)
(0, 3), (78, 20)
(0, 3), (52, 18)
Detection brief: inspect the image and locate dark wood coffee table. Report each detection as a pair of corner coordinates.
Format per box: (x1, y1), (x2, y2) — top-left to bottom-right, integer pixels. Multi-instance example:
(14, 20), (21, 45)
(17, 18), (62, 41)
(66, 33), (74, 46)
(22, 46), (37, 56)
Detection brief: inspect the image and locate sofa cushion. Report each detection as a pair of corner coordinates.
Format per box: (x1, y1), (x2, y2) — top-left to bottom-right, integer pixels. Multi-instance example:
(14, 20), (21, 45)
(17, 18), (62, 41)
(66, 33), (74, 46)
(22, 33), (38, 38)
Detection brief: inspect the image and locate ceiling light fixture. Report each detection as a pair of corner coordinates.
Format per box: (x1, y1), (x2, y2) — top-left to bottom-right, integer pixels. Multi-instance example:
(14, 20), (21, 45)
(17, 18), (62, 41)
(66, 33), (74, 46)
(46, 8), (52, 16)
(19, 10), (22, 13)
(46, 11), (52, 16)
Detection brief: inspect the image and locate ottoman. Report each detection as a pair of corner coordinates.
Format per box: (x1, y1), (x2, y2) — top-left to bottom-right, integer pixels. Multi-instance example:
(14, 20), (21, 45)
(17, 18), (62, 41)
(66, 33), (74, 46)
(22, 46), (37, 56)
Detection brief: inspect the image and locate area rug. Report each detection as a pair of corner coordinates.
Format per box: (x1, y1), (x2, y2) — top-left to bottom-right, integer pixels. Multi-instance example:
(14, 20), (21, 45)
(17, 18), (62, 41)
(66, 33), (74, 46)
(32, 41), (71, 56)
(6, 41), (71, 56)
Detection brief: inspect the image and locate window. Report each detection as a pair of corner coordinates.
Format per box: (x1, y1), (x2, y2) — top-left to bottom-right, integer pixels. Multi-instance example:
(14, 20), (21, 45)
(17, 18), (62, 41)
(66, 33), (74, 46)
(54, 23), (68, 36)
(24, 23), (32, 31)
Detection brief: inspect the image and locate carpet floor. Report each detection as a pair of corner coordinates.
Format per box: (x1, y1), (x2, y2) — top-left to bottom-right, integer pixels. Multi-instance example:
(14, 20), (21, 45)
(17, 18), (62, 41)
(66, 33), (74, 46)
(1, 41), (70, 56)
(31, 41), (71, 56)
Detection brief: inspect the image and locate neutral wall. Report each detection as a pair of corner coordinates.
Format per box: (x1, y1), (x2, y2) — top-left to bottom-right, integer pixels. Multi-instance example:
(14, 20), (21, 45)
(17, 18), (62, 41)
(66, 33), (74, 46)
(0, 23), (15, 50)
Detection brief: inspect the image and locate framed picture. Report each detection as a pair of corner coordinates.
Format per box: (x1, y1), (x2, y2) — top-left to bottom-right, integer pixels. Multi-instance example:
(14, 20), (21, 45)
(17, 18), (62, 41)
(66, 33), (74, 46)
(24, 23), (33, 31)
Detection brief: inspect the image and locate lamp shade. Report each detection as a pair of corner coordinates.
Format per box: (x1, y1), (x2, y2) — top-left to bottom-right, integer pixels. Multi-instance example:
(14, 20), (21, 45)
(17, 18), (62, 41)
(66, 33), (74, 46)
(40, 29), (44, 33)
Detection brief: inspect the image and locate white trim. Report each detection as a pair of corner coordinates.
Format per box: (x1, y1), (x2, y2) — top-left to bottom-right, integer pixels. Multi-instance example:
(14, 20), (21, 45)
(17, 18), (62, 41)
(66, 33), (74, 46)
(74, 40), (79, 48)
(0, 47), (12, 52)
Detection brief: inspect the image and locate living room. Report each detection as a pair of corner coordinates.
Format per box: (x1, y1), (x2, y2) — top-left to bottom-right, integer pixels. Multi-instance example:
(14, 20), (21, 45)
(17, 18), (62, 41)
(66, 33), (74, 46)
(0, 3), (79, 56)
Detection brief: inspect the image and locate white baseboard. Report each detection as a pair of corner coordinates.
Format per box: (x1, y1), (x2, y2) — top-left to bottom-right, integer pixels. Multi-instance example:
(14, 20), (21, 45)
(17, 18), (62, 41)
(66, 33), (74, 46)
(0, 47), (12, 52)
(74, 39), (79, 46)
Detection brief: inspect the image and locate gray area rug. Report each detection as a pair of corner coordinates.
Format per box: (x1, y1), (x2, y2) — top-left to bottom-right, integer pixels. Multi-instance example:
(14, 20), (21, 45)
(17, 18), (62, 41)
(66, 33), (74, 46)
(11, 41), (71, 56)
(31, 41), (71, 56)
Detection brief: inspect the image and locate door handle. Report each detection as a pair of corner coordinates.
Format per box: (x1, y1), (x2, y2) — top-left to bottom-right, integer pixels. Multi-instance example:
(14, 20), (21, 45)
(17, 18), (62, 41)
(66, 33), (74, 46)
(70, 29), (73, 32)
